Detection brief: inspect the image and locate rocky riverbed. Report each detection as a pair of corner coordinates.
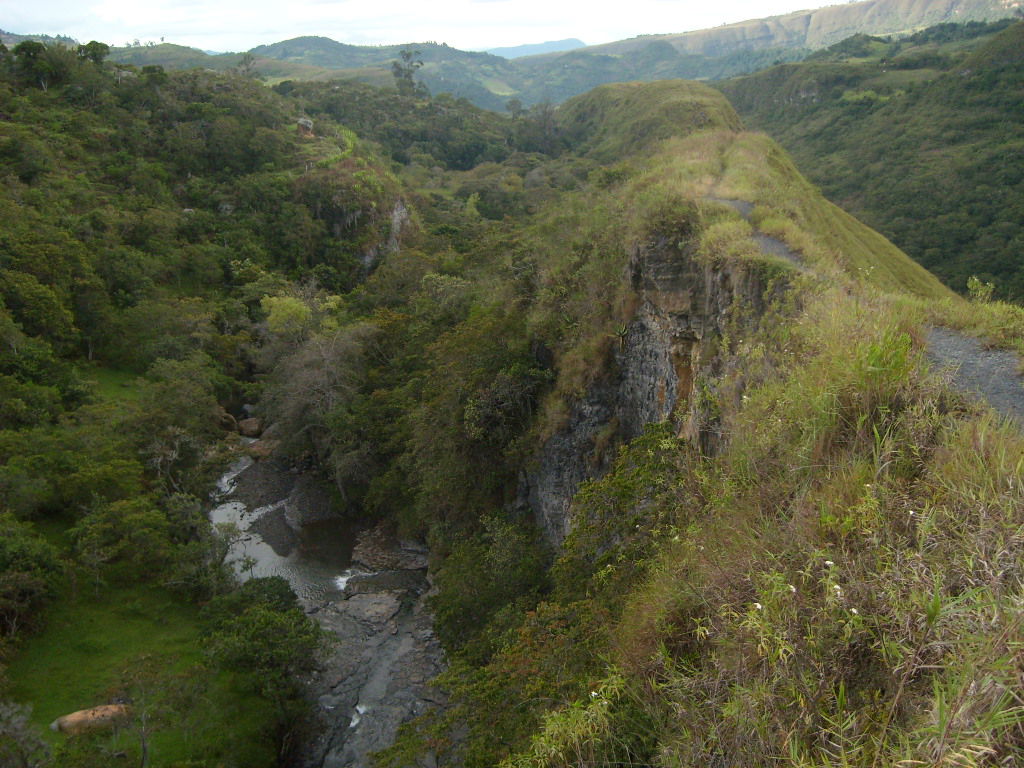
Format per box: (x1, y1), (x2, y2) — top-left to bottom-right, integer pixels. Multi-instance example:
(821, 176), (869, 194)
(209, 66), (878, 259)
(211, 450), (446, 767)
(302, 528), (446, 768)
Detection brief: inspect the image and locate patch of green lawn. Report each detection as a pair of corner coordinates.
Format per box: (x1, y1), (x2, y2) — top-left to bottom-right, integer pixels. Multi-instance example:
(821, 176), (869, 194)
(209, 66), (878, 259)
(82, 366), (142, 403)
(6, 580), (277, 766)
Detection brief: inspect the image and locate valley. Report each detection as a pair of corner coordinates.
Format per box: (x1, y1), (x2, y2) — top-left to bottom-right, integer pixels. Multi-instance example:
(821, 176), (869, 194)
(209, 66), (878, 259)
(1, 8), (1023, 768)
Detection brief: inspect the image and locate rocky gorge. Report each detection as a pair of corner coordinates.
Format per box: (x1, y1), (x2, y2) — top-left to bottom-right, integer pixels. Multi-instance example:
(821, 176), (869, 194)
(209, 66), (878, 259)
(518, 211), (786, 544)
(210, 445), (445, 767)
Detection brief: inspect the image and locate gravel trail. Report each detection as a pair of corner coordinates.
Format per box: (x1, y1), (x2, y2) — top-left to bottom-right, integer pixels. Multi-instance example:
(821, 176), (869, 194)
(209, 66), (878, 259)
(706, 197), (1024, 426)
(706, 197), (808, 272)
(926, 327), (1024, 426)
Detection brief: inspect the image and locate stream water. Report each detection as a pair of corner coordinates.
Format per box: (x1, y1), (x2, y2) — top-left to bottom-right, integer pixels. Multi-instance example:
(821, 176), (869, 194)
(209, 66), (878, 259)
(209, 454), (362, 602)
(210, 451), (446, 766)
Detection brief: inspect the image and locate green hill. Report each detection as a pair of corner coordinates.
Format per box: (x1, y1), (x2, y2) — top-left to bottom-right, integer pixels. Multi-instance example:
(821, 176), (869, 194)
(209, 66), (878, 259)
(107, 42), (337, 83)
(719, 20), (1024, 298)
(97, 0), (1021, 111)
(556, 80), (744, 161)
(576, 0), (1014, 57)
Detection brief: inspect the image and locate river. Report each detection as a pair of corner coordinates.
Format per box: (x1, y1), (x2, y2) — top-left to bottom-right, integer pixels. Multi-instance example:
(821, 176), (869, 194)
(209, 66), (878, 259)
(208, 448), (447, 768)
(209, 452), (364, 601)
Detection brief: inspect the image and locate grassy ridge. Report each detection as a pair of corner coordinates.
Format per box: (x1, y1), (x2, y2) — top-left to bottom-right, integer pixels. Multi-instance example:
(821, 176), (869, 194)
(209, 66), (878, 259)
(379, 79), (1012, 767)
(557, 80), (743, 162)
(713, 131), (951, 299)
(719, 20), (1024, 299)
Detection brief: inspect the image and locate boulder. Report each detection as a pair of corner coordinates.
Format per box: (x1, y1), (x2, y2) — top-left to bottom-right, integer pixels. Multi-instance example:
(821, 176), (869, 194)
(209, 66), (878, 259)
(247, 438), (280, 460)
(238, 417), (263, 437)
(217, 407), (238, 432)
(352, 525), (429, 571)
(50, 704), (129, 735)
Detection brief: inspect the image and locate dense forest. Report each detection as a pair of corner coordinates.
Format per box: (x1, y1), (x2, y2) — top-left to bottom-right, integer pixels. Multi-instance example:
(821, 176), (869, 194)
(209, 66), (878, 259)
(0, 34), (641, 765)
(1, 19), (1024, 768)
(0, 38), (390, 766)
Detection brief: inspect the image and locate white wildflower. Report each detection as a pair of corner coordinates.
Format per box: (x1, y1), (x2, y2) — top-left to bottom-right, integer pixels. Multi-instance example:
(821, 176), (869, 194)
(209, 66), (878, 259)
(788, 584), (797, 593)
(824, 560), (835, 567)
(753, 602), (763, 611)
(850, 608), (859, 615)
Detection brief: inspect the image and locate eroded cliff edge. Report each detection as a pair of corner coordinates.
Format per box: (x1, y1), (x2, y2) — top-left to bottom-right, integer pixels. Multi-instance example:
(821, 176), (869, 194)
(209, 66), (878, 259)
(519, 229), (780, 544)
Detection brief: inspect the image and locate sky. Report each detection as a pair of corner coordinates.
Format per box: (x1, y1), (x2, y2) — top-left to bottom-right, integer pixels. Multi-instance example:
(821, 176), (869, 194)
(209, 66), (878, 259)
(2, 0), (833, 52)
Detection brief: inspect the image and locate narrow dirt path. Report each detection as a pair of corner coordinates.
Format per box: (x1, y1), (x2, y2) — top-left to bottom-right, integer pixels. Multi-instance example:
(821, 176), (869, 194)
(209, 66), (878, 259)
(705, 196), (1024, 426)
(926, 327), (1024, 426)
(705, 197), (808, 272)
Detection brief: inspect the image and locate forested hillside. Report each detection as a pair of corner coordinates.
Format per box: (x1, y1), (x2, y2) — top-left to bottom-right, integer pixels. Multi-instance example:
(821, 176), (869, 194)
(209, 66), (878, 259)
(0, 41), (416, 766)
(99, 0), (1019, 109)
(2, 30), (1024, 768)
(720, 20), (1024, 298)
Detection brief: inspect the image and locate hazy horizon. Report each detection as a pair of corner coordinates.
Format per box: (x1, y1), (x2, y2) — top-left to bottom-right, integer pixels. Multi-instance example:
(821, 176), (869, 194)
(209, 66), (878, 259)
(4, 0), (839, 53)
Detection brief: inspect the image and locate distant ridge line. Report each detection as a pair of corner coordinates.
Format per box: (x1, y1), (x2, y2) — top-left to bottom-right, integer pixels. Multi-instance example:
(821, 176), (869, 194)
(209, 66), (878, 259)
(486, 39), (586, 59)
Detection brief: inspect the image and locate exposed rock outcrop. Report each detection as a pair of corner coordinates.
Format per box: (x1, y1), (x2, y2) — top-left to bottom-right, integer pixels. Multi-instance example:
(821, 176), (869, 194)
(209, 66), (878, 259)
(360, 200), (410, 271)
(521, 233), (777, 544)
(50, 704), (129, 735)
(303, 531), (443, 768)
(238, 417), (263, 437)
(352, 525), (430, 571)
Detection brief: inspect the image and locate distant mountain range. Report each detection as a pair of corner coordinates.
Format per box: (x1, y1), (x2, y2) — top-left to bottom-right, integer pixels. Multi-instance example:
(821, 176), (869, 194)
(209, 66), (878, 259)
(485, 39), (586, 58)
(98, 0), (1023, 109)
(0, 28), (76, 47)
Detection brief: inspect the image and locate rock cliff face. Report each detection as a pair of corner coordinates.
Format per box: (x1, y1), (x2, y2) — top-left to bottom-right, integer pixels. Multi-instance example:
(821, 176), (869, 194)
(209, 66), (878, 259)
(521, 235), (773, 544)
(588, 0), (1014, 57)
(360, 199), (410, 271)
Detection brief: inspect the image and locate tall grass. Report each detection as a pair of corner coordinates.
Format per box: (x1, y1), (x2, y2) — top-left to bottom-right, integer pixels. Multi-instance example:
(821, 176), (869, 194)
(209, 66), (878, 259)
(503, 279), (1024, 767)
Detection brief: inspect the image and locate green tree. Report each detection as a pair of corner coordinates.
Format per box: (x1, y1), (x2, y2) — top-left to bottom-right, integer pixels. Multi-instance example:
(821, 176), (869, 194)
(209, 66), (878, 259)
(261, 294), (313, 341)
(11, 41), (45, 88)
(237, 51), (257, 78)
(506, 98), (525, 119)
(429, 515), (549, 660)
(202, 577), (323, 702)
(0, 513), (61, 638)
(391, 48), (426, 98)
(76, 40), (110, 65)
(71, 497), (174, 582)
(11, 42), (76, 91)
